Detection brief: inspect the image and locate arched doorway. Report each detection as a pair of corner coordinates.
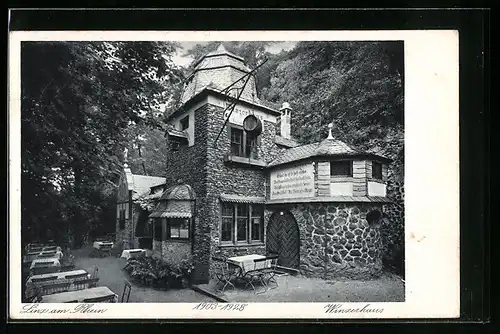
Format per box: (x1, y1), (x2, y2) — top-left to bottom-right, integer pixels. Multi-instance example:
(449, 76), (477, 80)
(266, 211), (300, 269)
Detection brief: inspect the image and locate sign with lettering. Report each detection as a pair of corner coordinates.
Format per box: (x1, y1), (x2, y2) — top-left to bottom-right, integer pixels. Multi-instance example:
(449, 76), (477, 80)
(207, 95), (276, 126)
(270, 163), (315, 200)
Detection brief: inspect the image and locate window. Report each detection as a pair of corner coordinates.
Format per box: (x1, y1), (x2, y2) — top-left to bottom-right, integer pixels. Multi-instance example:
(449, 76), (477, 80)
(119, 208), (125, 230)
(180, 116), (189, 130)
(251, 206), (264, 241)
(154, 219), (162, 241)
(170, 136), (188, 152)
(372, 161), (383, 180)
(366, 210), (382, 226)
(221, 203), (234, 242)
(220, 202), (264, 245)
(330, 161), (353, 177)
(229, 126), (259, 159)
(167, 218), (190, 240)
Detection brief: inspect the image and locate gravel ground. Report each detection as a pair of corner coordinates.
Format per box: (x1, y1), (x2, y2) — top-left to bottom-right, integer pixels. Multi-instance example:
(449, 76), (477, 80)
(200, 273), (405, 303)
(71, 247), (215, 303)
(71, 247), (404, 303)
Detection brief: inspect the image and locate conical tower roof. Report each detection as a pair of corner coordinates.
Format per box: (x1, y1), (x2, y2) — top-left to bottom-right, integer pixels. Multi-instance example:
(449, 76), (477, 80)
(181, 43), (256, 104)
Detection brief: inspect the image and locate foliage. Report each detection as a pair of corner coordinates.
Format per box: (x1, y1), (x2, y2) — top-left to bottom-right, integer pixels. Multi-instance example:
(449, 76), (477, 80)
(21, 41), (183, 246)
(123, 256), (194, 290)
(259, 41), (405, 274)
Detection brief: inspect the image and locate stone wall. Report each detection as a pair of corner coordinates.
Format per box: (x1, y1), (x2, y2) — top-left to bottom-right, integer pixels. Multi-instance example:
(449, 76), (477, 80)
(164, 104), (210, 283)
(205, 104), (282, 280)
(161, 241), (191, 264)
(282, 202), (384, 280)
(152, 240), (162, 258)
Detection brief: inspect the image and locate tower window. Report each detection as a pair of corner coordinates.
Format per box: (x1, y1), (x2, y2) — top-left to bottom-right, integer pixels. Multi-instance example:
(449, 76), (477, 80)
(372, 162), (383, 180)
(229, 126), (259, 159)
(180, 116), (189, 130)
(330, 161), (353, 177)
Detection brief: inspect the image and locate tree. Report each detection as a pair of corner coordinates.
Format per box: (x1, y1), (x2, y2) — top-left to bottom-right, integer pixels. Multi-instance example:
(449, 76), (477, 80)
(262, 41), (404, 182)
(21, 41), (183, 246)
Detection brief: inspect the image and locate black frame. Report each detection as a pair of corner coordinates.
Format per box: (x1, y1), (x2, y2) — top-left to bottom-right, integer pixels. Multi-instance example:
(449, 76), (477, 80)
(180, 115), (189, 130)
(372, 161), (383, 180)
(153, 219), (162, 242)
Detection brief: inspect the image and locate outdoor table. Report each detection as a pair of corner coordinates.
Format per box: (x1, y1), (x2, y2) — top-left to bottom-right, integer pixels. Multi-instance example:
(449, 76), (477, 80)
(24, 250), (64, 263)
(40, 286), (118, 303)
(26, 269), (89, 285)
(23, 252), (42, 264)
(93, 241), (114, 250)
(120, 249), (146, 260)
(227, 254), (271, 276)
(30, 258), (61, 270)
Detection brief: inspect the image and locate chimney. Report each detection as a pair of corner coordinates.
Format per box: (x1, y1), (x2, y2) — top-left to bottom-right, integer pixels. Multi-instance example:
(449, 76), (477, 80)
(279, 102), (292, 139)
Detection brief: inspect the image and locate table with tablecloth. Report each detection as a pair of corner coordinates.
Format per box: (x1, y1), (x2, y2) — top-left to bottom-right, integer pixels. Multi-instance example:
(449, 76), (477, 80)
(26, 269), (89, 285)
(227, 254), (271, 275)
(24, 250), (64, 263)
(120, 249), (146, 260)
(93, 241), (114, 250)
(40, 286), (118, 303)
(30, 258), (61, 270)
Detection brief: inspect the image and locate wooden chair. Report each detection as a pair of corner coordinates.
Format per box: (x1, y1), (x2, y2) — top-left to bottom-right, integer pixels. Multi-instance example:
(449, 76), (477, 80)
(38, 281), (72, 295)
(65, 273), (88, 280)
(243, 258), (269, 294)
(29, 287), (43, 303)
(83, 295), (116, 303)
(37, 253), (56, 259)
(31, 266), (59, 276)
(60, 264), (76, 271)
(262, 255), (280, 290)
(212, 256), (238, 294)
(121, 280), (132, 303)
(72, 277), (100, 290)
(99, 245), (113, 258)
(31, 276), (58, 283)
(90, 265), (99, 279)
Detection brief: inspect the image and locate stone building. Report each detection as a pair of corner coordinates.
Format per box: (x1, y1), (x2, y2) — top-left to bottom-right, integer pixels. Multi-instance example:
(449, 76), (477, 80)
(115, 162), (166, 249)
(148, 44), (392, 284)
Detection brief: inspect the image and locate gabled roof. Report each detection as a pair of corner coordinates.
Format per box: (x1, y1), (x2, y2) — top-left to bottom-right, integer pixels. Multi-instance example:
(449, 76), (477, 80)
(160, 184), (196, 201)
(131, 174), (166, 200)
(268, 137), (391, 168)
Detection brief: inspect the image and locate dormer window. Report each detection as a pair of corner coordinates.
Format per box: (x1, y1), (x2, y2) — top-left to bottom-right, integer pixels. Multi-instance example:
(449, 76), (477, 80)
(372, 161), (383, 180)
(180, 115), (189, 131)
(330, 161), (353, 177)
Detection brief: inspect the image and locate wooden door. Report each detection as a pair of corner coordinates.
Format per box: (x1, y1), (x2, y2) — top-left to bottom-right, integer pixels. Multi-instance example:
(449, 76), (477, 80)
(266, 211), (300, 269)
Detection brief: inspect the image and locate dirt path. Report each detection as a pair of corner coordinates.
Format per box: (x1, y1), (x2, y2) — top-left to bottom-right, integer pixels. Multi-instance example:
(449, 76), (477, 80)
(72, 247), (214, 303)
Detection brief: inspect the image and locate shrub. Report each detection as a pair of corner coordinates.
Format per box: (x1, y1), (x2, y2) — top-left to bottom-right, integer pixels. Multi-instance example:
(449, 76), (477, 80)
(123, 256), (194, 290)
